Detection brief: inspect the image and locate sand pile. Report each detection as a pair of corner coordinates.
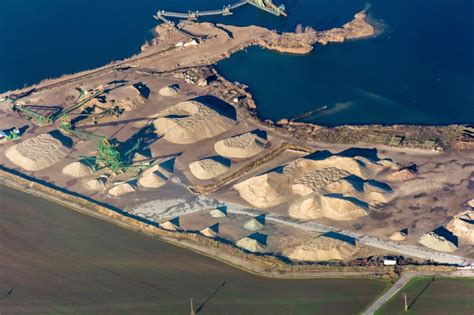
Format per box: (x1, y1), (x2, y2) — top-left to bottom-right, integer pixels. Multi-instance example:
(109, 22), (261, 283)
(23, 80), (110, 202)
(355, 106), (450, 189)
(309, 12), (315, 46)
(209, 208), (227, 218)
(138, 172), (167, 188)
(189, 157), (230, 180)
(291, 167), (350, 196)
(289, 194), (368, 221)
(200, 224), (219, 238)
(108, 182), (135, 197)
(160, 220), (179, 231)
(243, 216), (265, 231)
(467, 199), (474, 208)
(85, 176), (107, 190)
(236, 234), (267, 253)
(62, 161), (93, 178)
(419, 228), (458, 252)
(287, 235), (359, 261)
(154, 101), (234, 144)
(5, 133), (71, 171)
(447, 210), (474, 244)
(234, 173), (290, 208)
(214, 131), (268, 159)
(159, 84), (179, 97)
(387, 168), (416, 181)
(390, 228), (408, 241)
(109, 84), (146, 112)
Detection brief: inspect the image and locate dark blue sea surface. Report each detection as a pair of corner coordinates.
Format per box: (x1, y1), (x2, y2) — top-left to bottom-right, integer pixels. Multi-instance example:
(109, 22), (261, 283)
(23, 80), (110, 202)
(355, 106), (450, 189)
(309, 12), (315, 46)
(0, 0), (472, 125)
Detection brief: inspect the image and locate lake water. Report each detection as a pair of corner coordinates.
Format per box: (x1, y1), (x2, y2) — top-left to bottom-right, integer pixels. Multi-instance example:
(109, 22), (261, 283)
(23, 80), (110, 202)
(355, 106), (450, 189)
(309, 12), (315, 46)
(0, 0), (472, 125)
(0, 185), (387, 313)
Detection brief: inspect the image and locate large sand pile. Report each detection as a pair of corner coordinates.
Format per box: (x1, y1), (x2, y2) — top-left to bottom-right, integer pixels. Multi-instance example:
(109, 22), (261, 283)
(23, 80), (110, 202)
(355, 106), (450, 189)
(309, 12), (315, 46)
(108, 84), (146, 111)
(158, 84), (179, 97)
(419, 228), (458, 252)
(160, 220), (179, 231)
(108, 182), (135, 197)
(154, 101), (234, 144)
(234, 173), (290, 208)
(62, 161), (93, 178)
(243, 216), (265, 231)
(291, 167), (350, 196)
(209, 208), (227, 218)
(189, 157), (230, 180)
(85, 176), (107, 190)
(447, 210), (474, 244)
(138, 164), (168, 188)
(214, 131), (268, 159)
(289, 194), (368, 221)
(236, 234), (267, 253)
(287, 235), (359, 261)
(5, 133), (71, 171)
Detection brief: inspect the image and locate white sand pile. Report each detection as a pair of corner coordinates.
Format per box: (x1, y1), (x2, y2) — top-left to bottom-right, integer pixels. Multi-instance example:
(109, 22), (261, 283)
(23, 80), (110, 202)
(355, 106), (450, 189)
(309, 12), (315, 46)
(109, 85), (146, 111)
(160, 220), (179, 231)
(390, 229), (408, 241)
(214, 131), (268, 159)
(189, 158), (230, 180)
(243, 218), (264, 231)
(159, 84), (179, 97)
(200, 224), (219, 238)
(108, 182), (135, 197)
(291, 167), (350, 196)
(467, 199), (474, 208)
(289, 194), (368, 221)
(154, 101), (234, 144)
(138, 170), (167, 188)
(287, 235), (359, 261)
(62, 161), (93, 178)
(236, 236), (266, 253)
(387, 168), (416, 181)
(447, 210), (474, 244)
(209, 208), (227, 218)
(419, 230), (458, 252)
(85, 177), (107, 190)
(234, 173), (290, 208)
(5, 133), (71, 171)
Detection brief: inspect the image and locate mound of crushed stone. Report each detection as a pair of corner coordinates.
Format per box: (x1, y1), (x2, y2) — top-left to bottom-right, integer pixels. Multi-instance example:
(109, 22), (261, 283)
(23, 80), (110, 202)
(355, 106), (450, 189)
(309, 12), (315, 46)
(236, 236), (266, 253)
(387, 168), (416, 181)
(390, 228), (408, 241)
(5, 133), (71, 171)
(200, 224), (219, 238)
(154, 101), (234, 144)
(234, 173), (290, 208)
(158, 84), (179, 97)
(85, 177), (107, 190)
(108, 182), (135, 197)
(209, 208), (227, 218)
(214, 131), (268, 159)
(419, 228), (458, 252)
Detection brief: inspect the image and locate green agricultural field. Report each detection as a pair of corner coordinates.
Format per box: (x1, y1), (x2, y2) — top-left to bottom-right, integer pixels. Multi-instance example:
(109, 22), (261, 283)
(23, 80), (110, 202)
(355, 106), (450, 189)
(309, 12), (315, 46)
(0, 185), (388, 314)
(376, 276), (474, 315)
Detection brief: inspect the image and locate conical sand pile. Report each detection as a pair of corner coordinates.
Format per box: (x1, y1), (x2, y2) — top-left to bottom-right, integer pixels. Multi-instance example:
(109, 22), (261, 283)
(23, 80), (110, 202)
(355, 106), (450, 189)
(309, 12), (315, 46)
(189, 158), (230, 180)
(85, 177), (107, 190)
(419, 230), (458, 252)
(160, 220), (179, 231)
(108, 182), (135, 197)
(138, 170), (167, 188)
(234, 173), (290, 208)
(209, 208), (227, 218)
(390, 229), (408, 241)
(287, 235), (359, 261)
(5, 133), (71, 171)
(447, 210), (474, 244)
(154, 101), (234, 144)
(62, 161), (93, 178)
(159, 85), (179, 97)
(243, 217), (264, 231)
(214, 131), (268, 159)
(387, 168), (416, 181)
(200, 224), (219, 238)
(236, 237), (266, 253)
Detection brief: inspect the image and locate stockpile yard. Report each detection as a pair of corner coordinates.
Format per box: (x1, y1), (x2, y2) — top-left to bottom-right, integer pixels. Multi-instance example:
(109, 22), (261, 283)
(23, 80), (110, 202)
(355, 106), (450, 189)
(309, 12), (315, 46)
(0, 5), (473, 276)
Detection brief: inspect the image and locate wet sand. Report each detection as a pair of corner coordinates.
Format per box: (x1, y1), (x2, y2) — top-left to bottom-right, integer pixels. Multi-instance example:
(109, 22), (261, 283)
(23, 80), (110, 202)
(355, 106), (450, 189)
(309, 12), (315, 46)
(0, 185), (387, 314)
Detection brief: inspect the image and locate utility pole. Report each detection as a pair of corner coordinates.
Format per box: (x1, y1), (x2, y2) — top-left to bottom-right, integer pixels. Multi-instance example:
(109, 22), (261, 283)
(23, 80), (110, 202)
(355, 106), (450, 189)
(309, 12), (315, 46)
(190, 298), (196, 315)
(403, 292), (408, 312)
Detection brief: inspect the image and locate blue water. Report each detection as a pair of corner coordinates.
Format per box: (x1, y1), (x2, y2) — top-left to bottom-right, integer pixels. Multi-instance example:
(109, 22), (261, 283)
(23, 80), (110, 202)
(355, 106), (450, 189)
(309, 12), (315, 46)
(0, 0), (472, 125)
